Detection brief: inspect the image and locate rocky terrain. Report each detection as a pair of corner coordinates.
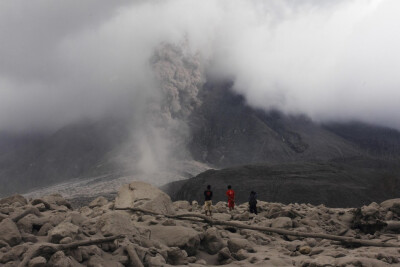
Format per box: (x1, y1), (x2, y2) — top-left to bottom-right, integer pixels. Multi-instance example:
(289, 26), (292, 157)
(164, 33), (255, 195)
(1, 181), (400, 266)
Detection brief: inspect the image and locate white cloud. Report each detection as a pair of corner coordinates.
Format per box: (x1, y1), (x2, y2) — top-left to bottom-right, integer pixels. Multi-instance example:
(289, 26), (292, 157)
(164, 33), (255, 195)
(0, 0), (400, 131)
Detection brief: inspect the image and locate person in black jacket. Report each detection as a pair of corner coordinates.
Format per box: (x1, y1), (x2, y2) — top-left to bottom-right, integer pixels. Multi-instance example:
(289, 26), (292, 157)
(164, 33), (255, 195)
(204, 185), (213, 216)
(249, 191), (258, 215)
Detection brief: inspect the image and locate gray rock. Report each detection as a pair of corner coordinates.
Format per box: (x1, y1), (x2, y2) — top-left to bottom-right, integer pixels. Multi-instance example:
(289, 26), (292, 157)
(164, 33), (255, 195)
(299, 245), (312, 254)
(80, 245), (104, 260)
(232, 248), (248, 261)
(173, 200), (191, 210)
(48, 251), (79, 267)
(0, 218), (21, 246)
(87, 255), (123, 267)
(60, 237), (73, 244)
(214, 201), (228, 213)
(115, 181), (174, 215)
(271, 217), (293, 229)
(285, 240), (303, 252)
(233, 212), (250, 221)
(227, 238), (253, 253)
(304, 238), (317, 247)
(0, 250), (18, 264)
(146, 253), (167, 267)
(42, 194), (72, 210)
(33, 203), (47, 212)
(309, 248), (324, 256)
(96, 211), (138, 237)
(167, 247), (188, 265)
(48, 222), (79, 243)
(28, 256), (47, 267)
(31, 199), (51, 211)
(201, 227), (224, 254)
(66, 212), (86, 226)
(0, 240), (9, 249)
(21, 233), (38, 243)
(17, 214), (38, 234)
(381, 199), (400, 210)
(37, 222), (53, 236)
(161, 219), (176, 226)
(88, 197), (108, 208)
(150, 225), (201, 256)
(0, 195), (27, 206)
(0, 207), (13, 215)
(361, 202), (380, 217)
(385, 211), (394, 220)
(48, 213), (68, 226)
(217, 247), (232, 264)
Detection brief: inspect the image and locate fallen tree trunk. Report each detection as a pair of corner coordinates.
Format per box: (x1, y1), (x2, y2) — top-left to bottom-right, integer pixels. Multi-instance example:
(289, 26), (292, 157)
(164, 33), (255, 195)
(125, 243), (144, 267)
(18, 235), (124, 267)
(116, 207), (400, 248)
(12, 206), (42, 222)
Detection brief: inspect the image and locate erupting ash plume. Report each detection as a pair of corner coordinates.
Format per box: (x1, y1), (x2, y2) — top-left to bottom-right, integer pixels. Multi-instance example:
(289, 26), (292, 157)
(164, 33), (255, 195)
(119, 42), (205, 178)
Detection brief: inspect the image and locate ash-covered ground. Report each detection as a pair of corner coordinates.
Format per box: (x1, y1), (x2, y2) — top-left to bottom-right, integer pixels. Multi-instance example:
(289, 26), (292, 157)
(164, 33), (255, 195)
(1, 181), (400, 266)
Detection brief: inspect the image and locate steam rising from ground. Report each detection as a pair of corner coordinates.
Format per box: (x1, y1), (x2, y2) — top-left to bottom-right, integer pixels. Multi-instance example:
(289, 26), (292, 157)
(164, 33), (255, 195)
(1, 0), (400, 179)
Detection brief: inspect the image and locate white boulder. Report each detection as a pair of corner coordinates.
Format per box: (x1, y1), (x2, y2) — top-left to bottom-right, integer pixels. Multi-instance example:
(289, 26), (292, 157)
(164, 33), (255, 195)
(115, 181), (174, 215)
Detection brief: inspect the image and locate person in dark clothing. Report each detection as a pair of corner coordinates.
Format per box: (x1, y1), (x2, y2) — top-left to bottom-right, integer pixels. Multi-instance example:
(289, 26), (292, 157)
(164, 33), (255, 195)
(249, 191), (258, 214)
(204, 185), (213, 216)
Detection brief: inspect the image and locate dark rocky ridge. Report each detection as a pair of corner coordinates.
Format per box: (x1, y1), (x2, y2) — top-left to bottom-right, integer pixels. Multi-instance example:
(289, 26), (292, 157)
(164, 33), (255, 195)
(169, 157), (400, 208)
(188, 83), (362, 166)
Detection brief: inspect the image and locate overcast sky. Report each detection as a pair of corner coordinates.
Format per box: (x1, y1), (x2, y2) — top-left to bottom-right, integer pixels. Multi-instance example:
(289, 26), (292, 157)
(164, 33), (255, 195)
(1, 0), (400, 132)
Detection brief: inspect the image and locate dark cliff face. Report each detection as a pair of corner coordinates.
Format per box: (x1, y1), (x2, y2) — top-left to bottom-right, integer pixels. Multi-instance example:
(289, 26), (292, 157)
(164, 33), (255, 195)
(323, 121), (400, 158)
(188, 83), (361, 167)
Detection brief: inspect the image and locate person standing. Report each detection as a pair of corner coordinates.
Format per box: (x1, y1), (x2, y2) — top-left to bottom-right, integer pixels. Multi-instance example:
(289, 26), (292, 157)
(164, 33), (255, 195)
(226, 185), (235, 211)
(204, 185), (213, 216)
(249, 191), (258, 214)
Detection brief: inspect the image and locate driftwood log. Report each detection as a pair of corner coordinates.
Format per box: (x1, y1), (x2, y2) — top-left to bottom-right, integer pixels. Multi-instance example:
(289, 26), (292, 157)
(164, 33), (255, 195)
(116, 207), (400, 248)
(18, 235), (124, 267)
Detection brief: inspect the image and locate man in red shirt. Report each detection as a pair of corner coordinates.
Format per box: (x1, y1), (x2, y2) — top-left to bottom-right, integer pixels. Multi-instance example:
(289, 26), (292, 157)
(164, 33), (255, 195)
(226, 185), (235, 211)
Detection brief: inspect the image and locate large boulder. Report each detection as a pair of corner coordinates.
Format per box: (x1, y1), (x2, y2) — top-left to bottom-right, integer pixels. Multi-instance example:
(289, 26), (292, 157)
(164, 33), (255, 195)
(28, 256), (47, 267)
(381, 199), (400, 216)
(42, 194), (72, 210)
(0, 218), (21, 246)
(271, 217), (293, 229)
(96, 211), (138, 237)
(48, 222), (79, 243)
(88, 197), (108, 208)
(227, 238), (253, 253)
(48, 251), (80, 267)
(115, 181), (174, 215)
(381, 199), (400, 210)
(149, 225), (201, 256)
(201, 227), (224, 254)
(0, 195), (27, 206)
(172, 201), (191, 211)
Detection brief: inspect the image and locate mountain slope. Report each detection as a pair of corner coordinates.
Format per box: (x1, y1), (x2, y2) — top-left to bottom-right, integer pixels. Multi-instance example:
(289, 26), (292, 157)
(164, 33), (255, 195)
(188, 83), (361, 167)
(170, 157), (400, 207)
